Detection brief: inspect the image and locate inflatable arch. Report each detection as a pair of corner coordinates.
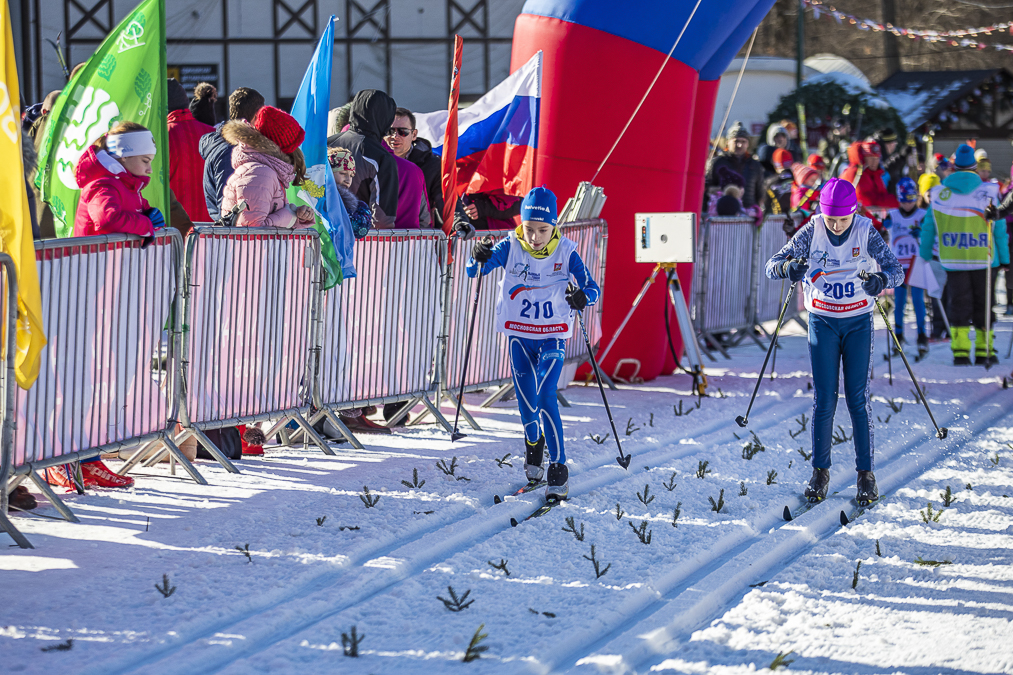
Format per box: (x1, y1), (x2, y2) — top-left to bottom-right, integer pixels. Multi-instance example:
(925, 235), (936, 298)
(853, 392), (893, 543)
(510, 0), (777, 381)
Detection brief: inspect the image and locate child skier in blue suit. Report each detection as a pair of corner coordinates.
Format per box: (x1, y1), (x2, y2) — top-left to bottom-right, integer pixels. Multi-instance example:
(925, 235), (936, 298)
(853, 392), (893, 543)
(766, 178), (904, 504)
(467, 187), (600, 500)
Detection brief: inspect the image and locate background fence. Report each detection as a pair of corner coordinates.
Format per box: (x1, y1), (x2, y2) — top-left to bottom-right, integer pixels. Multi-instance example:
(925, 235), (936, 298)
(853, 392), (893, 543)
(693, 214), (805, 356)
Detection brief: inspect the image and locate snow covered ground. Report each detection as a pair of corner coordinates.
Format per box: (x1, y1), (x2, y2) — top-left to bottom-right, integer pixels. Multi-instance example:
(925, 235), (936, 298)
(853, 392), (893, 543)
(3, 307), (1013, 674)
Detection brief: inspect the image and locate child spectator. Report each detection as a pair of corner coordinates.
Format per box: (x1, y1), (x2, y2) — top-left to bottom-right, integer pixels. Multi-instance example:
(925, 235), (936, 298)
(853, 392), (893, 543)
(73, 121), (164, 240)
(328, 147), (371, 239)
(221, 106), (315, 228)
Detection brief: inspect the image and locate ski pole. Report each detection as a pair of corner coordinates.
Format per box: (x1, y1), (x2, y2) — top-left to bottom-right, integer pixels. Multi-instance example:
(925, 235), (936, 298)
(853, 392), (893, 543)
(885, 318), (893, 385)
(736, 266), (804, 427)
(984, 202), (994, 370)
(860, 272), (948, 439)
(450, 237), (492, 442)
(575, 306), (630, 469)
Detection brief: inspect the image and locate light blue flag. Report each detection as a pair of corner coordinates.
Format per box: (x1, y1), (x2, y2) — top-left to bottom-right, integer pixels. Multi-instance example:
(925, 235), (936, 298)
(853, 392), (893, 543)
(288, 16), (356, 285)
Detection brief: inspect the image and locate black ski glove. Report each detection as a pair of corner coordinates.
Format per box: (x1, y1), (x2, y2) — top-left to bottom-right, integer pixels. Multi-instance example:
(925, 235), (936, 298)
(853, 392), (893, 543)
(472, 239), (494, 264)
(985, 202), (998, 221)
(456, 220), (476, 241)
(781, 258), (809, 282)
(566, 284), (588, 311)
(861, 271), (887, 296)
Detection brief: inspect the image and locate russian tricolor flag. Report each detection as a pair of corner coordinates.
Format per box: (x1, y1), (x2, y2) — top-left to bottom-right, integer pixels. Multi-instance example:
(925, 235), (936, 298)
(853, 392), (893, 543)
(415, 51), (542, 198)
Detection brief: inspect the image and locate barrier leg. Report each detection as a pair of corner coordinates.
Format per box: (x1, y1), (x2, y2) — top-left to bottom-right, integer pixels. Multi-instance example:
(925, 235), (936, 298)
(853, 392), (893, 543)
(27, 470), (80, 523)
(160, 436), (210, 485)
(418, 395), (454, 433)
(444, 390), (481, 431)
(320, 409), (365, 450)
(0, 511), (32, 549)
(184, 428), (240, 474)
(119, 438), (163, 475)
(702, 332), (732, 359)
(291, 411), (336, 456)
(5, 474), (27, 493)
(480, 383), (514, 408)
(384, 397), (420, 427)
(557, 390), (571, 408)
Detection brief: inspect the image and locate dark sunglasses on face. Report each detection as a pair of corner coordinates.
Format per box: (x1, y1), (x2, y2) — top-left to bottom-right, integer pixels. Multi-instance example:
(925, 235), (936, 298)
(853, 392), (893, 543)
(386, 127), (413, 138)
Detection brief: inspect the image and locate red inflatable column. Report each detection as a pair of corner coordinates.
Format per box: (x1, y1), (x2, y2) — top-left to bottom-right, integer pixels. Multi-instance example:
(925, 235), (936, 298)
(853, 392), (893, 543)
(511, 15), (699, 382)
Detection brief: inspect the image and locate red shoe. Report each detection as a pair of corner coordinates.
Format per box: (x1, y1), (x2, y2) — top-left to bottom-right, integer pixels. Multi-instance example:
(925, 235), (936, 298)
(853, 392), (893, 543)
(45, 466), (78, 489)
(81, 461), (135, 488)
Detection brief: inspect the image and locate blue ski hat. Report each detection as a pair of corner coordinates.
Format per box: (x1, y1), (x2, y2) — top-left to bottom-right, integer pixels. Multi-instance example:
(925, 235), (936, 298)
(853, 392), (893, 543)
(953, 143), (977, 170)
(896, 177), (918, 204)
(521, 186), (558, 225)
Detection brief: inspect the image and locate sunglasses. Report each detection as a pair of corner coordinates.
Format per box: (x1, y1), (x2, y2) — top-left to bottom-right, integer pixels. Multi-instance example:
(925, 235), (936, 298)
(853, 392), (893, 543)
(386, 127), (413, 138)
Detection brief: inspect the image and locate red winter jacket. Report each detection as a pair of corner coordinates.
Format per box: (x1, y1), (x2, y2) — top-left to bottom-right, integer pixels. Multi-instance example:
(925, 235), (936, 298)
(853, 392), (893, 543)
(840, 143), (899, 211)
(168, 109), (214, 222)
(73, 146), (156, 237)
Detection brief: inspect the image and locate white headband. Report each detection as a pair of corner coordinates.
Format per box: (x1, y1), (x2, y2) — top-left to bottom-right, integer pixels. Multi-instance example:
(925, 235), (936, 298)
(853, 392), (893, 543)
(106, 130), (157, 158)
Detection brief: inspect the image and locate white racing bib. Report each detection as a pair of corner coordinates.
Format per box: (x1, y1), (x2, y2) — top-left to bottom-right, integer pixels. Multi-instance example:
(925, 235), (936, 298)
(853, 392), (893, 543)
(886, 207), (925, 271)
(803, 215), (879, 318)
(495, 233), (577, 339)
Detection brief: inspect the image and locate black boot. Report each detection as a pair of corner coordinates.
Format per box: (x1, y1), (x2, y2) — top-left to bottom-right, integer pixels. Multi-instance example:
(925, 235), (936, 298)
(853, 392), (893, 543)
(804, 467), (830, 503)
(546, 463), (568, 501)
(856, 470), (879, 505)
(524, 436), (545, 482)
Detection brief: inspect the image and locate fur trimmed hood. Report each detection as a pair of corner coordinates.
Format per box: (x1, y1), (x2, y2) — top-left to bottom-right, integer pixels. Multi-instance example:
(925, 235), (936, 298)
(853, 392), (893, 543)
(221, 121), (290, 164)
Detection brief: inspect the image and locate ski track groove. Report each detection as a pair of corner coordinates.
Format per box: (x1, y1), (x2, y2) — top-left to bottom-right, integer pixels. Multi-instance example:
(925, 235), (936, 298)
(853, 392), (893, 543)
(101, 395), (808, 675)
(551, 383), (1008, 674)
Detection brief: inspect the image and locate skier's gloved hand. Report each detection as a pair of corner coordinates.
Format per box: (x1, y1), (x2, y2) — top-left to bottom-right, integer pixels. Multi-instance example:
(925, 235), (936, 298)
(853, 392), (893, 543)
(861, 271), (888, 296)
(565, 284), (588, 311)
(781, 258), (809, 282)
(985, 202), (998, 221)
(143, 207), (165, 230)
(472, 239), (494, 264)
(910, 226), (921, 240)
(455, 220), (476, 241)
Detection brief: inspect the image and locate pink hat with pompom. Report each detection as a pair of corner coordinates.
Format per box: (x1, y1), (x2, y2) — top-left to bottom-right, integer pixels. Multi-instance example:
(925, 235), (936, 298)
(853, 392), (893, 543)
(819, 177), (857, 217)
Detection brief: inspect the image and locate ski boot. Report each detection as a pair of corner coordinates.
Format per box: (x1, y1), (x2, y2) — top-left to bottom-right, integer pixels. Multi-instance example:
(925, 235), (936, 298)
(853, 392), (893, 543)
(804, 467), (830, 503)
(856, 470), (879, 506)
(916, 334), (929, 361)
(546, 463), (569, 501)
(524, 436), (545, 482)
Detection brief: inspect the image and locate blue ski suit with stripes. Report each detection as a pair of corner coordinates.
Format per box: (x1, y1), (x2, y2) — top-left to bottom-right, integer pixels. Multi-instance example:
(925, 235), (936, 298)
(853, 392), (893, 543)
(467, 231), (600, 465)
(766, 215), (904, 472)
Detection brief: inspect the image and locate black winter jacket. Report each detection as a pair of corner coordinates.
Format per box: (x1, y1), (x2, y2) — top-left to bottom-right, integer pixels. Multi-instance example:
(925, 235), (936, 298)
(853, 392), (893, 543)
(707, 152), (765, 209)
(199, 125), (233, 222)
(407, 138), (444, 225)
(327, 90), (399, 228)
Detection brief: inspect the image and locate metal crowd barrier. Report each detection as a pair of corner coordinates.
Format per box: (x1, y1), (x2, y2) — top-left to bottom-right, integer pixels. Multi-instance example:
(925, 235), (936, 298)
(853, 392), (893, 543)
(1, 220), (612, 547)
(436, 220), (608, 426)
(170, 226), (331, 463)
(309, 229), (453, 448)
(0, 254), (28, 548)
(693, 214), (807, 359)
(2, 233), (188, 547)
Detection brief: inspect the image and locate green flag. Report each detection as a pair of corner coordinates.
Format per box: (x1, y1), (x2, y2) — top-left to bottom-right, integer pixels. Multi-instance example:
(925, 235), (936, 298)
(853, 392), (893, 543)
(35, 0), (168, 237)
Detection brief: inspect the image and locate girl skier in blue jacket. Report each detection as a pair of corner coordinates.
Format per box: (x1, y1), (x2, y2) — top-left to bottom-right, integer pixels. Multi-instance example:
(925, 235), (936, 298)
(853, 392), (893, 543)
(766, 178), (904, 504)
(467, 187), (600, 500)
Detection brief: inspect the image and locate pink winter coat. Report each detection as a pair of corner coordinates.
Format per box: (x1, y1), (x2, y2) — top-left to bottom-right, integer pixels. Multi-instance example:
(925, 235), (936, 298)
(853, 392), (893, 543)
(73, 146), (156, 237)
(220, 121), (313, 229)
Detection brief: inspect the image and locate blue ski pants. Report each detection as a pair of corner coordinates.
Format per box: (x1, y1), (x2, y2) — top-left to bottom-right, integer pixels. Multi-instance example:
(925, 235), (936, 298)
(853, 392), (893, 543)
(809, 312), (875, 472)
(893, 284), (926, 339)
(509, 336), (566, 464)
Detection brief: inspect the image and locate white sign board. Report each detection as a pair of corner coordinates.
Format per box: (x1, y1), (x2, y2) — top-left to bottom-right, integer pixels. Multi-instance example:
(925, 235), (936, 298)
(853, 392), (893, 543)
(634, 212), (696, 264)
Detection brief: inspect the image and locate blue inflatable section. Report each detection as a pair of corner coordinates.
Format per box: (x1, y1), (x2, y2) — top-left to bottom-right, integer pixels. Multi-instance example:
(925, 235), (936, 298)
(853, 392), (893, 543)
(699, 0), (778, 80)
(521, 0), (765, 72)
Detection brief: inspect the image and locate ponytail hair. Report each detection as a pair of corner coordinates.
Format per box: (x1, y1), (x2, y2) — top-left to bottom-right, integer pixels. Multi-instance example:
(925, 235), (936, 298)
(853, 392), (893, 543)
(290, 147), (307, 186)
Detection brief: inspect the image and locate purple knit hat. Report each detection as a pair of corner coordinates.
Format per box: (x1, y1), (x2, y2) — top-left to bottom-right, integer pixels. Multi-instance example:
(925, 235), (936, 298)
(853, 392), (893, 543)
(819, 177), (858, 217)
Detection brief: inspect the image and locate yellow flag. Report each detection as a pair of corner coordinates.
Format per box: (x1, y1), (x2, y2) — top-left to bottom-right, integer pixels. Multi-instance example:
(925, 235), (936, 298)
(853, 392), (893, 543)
(0, 0), (46, 388)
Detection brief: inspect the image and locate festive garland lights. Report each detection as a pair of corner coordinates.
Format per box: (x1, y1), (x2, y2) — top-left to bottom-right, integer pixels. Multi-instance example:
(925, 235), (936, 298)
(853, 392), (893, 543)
(804, 0), (1013, 51)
